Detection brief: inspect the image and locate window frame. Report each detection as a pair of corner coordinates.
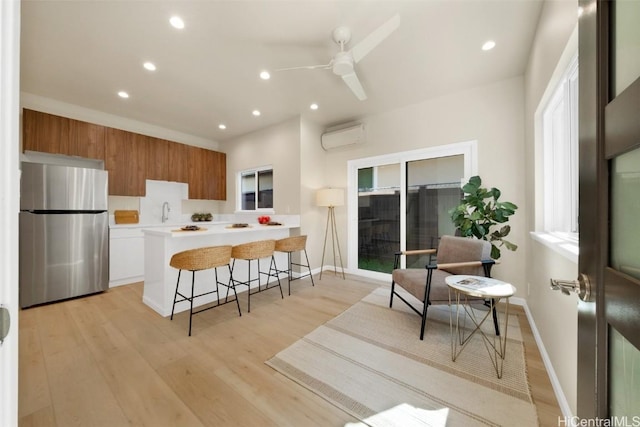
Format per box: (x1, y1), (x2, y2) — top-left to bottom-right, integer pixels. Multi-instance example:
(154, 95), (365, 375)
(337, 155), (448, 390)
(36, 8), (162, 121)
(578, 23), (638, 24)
(531, 37), (580, 264)
(347, 140), (477, 281)
(236, 165), (275, 213)
(541, 54), (579, 235)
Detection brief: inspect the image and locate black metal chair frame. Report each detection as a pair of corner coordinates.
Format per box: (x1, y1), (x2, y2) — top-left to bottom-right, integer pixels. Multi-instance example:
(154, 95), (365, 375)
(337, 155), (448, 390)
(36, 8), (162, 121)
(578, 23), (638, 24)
(389, 250), (500, 340)
(170, 264), (241, 336)
(275, 248), (315, 295)
(231, 256), (283, 313)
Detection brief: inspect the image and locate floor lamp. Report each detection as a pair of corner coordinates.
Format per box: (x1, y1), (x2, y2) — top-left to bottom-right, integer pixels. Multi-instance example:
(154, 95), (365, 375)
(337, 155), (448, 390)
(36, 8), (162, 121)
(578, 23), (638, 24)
(317, 188), (345, 279)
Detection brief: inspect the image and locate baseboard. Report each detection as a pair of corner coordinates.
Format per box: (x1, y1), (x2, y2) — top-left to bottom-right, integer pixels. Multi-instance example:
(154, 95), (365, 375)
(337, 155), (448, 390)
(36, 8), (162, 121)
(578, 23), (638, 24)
(520, 299), (574, 419)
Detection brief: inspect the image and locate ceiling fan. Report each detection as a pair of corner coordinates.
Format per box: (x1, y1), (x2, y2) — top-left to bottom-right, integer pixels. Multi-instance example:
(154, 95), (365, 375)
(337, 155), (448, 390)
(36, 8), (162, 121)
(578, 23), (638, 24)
(277, 14), (400, 101)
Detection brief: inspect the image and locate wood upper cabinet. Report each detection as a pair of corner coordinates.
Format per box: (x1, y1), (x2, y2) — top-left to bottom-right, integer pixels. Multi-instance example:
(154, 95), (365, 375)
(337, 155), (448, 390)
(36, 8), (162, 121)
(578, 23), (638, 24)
(167, 141), (189, 184)
(188, 146), (226, 200)
(146, 137), (169, 181)
(22, 109), (226, 199)
(105, 128), (147, 196)
(23, 109), (105, 160)
(209, 150), (226, 200)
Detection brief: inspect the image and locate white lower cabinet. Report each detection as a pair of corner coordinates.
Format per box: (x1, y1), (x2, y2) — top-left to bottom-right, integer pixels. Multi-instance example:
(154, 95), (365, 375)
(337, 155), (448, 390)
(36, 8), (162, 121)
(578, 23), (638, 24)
(109, 227), (145, 287)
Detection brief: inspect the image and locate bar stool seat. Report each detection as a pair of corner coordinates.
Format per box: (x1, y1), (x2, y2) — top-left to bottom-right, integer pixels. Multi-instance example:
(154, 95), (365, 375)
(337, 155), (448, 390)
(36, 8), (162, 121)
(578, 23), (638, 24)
(170, 245), (241, 336)
(231, 239), (283, 312)
(274, 235), (315, 295)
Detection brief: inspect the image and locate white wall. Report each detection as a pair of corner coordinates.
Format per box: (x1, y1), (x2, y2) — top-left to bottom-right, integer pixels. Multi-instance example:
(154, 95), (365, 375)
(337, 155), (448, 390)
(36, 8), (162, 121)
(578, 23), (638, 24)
(300, 116), (328, 270)
(319, 76), (527, 295)
(220, 117), (301, 216)
(524, 0), (578, 416)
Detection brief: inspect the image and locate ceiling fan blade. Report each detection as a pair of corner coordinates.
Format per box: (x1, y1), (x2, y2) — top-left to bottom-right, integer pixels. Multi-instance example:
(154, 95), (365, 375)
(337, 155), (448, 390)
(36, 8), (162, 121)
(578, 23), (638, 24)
(276, 63), (331, 72)
(350, 14), (400, 63)
(342, 71), (367, 101)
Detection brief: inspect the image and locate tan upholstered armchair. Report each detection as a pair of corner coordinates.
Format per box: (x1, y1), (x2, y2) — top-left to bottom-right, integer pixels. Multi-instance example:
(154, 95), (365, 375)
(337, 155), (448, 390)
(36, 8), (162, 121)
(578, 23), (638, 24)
(389, 235), (498, 340)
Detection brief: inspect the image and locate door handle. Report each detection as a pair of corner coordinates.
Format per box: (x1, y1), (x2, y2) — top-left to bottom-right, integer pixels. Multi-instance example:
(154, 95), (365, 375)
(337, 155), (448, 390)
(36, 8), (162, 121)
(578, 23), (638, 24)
(550, 273), (592, 302)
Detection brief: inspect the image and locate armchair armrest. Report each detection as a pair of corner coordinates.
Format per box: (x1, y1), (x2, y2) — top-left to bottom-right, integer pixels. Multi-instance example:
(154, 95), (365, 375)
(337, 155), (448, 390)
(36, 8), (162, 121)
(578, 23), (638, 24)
(426, 259), (498, 270)
(393, 248), (437, 269)
(400, 249), (437, 256)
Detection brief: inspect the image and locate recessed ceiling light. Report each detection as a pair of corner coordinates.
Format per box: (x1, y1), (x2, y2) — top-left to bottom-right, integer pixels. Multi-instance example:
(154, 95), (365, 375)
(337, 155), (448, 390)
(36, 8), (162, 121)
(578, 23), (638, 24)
(482, 40), (496, 51)
(218, 124), (227, 130)
(310, 103), (319, 110)
(143, 62), (156, 71)
(252, 110), (261, 117)
(118, 91), (129, 98)
(170, 16), (185, 29)
(259, 70), (271, 80)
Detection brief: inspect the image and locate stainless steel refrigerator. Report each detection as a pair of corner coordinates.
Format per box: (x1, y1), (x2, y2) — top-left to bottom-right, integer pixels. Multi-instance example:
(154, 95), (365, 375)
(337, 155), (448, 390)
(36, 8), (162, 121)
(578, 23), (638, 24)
(19, 162), (109, 308)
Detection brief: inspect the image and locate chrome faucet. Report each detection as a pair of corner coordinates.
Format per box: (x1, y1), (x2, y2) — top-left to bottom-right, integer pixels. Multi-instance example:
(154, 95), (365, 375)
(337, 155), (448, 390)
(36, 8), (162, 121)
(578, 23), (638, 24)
(161, 201), (170, 223)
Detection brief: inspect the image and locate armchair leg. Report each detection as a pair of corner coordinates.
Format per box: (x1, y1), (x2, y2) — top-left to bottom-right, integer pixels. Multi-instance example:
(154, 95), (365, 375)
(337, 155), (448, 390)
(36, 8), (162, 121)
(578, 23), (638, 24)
(390, 281), (396, 308)
(419, 306), (428, 340)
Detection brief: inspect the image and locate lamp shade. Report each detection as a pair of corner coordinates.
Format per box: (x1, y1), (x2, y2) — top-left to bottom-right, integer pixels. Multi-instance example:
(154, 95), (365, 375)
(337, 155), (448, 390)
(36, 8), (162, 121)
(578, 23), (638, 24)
(316, 188), (344, 207)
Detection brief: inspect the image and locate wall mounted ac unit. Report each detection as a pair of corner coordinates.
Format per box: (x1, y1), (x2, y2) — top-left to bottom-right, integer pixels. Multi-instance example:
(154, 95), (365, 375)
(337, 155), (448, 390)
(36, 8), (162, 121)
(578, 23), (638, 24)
(321, 123), (365, 150)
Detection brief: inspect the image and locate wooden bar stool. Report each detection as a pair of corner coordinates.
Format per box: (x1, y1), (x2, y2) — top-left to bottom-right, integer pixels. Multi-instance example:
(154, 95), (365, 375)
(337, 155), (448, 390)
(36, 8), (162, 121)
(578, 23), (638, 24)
(170, 245), (241, 336)
(274, 235), (315, 295)
(231, 239), (283, 313)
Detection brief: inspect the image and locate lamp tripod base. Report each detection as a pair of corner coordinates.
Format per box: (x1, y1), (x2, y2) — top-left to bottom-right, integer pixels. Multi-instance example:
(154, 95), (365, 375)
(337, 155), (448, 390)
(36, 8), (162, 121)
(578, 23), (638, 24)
(320, 206), (345, 279)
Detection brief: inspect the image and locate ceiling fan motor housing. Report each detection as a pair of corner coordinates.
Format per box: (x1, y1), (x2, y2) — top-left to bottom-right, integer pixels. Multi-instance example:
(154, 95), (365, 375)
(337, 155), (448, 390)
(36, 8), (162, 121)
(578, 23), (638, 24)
(332, 51), (354, 76)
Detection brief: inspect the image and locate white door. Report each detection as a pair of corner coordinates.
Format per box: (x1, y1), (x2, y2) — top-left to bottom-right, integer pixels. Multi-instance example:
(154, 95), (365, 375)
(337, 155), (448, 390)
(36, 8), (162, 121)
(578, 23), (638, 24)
(0, 1), (21, 425)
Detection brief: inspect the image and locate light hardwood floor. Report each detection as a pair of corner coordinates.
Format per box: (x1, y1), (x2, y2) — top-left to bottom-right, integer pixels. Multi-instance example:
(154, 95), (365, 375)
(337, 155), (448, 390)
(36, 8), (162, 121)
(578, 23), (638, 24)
(19, 274), (562, 426)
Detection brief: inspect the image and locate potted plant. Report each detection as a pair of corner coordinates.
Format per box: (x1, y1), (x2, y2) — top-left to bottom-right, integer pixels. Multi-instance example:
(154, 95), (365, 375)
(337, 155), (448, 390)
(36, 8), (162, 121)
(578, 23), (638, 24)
(449, 175), (518, 259)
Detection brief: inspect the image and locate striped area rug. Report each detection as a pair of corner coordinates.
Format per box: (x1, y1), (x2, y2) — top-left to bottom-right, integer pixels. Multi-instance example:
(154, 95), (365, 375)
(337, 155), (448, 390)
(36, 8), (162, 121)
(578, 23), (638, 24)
(266, 287), (538, 426)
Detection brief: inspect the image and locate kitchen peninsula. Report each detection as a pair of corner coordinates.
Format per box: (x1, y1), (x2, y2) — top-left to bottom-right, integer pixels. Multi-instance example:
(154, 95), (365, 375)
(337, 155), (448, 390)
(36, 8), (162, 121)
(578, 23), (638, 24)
(142, 221), (298, 316)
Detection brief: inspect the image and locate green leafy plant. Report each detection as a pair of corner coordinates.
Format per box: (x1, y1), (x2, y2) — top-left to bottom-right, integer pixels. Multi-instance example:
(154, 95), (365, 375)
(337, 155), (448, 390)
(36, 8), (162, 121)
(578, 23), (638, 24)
(449, 175), (518, 259)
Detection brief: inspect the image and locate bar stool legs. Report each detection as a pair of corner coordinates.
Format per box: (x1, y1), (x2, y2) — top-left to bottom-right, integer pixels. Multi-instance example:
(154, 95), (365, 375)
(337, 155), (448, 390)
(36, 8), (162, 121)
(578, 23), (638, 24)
(231, 240), (283, 313)
(274, 236), (315, 295)
(169, 245), (240, 336)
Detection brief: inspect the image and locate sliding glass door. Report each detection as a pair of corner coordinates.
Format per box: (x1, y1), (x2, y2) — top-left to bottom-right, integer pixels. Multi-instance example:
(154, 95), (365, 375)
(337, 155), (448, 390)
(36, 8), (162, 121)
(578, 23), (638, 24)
(357, 163), (400, 273)
(348, 142), (476, 278)
(405, 156), (463, 268)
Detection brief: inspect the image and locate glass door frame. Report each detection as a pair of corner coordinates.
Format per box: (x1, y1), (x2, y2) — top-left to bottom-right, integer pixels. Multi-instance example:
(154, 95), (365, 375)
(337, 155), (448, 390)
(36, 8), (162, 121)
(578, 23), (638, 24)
(346, 140), (478, 281)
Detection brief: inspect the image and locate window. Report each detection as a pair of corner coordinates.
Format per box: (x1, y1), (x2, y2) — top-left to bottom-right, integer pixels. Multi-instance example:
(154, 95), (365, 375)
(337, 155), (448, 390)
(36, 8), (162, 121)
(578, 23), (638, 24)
(542, 54), (579, 235)
(238, 166), (273, 211)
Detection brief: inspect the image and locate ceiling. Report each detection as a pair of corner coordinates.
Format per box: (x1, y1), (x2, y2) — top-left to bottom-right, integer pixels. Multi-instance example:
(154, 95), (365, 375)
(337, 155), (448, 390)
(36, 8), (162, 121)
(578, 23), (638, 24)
(20, 0), (543, 143)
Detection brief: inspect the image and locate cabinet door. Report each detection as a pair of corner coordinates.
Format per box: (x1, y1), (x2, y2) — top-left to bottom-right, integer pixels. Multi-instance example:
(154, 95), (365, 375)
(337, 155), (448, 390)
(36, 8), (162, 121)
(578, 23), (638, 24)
(105, 128), (146, 196)
(188, 146), (207, 199)
(167, 141), (189, 184)
(68, 117), (105, 160)
(146, 137), (169, 181)
(109, 235), (144, 286)
(189, 147), (227, 200)
(208, 150), (226, 200)
(187, 146), (226, 200)
(22, 109), (105, 160)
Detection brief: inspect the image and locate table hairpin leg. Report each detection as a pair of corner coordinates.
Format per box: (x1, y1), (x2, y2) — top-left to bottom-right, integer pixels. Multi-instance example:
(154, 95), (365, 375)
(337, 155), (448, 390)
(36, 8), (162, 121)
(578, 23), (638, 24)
(449, 288), (511, 379)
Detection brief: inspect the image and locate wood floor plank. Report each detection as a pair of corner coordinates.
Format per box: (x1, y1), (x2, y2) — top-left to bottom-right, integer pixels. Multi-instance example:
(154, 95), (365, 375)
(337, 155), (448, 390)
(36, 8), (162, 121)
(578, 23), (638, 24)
(157, 354), (273, 426)
(45, 344), (130, 426)
(18, 406), (56, 427)
(18, 316), (51, 419)
(18, 274), (562, 426)
(69, 311), (204, 427)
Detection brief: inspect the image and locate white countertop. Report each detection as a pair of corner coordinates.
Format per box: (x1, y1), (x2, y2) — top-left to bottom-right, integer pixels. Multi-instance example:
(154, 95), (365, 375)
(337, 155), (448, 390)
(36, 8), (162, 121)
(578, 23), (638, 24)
(110, 220), (228, 229)
(141, 222), (299, 237)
